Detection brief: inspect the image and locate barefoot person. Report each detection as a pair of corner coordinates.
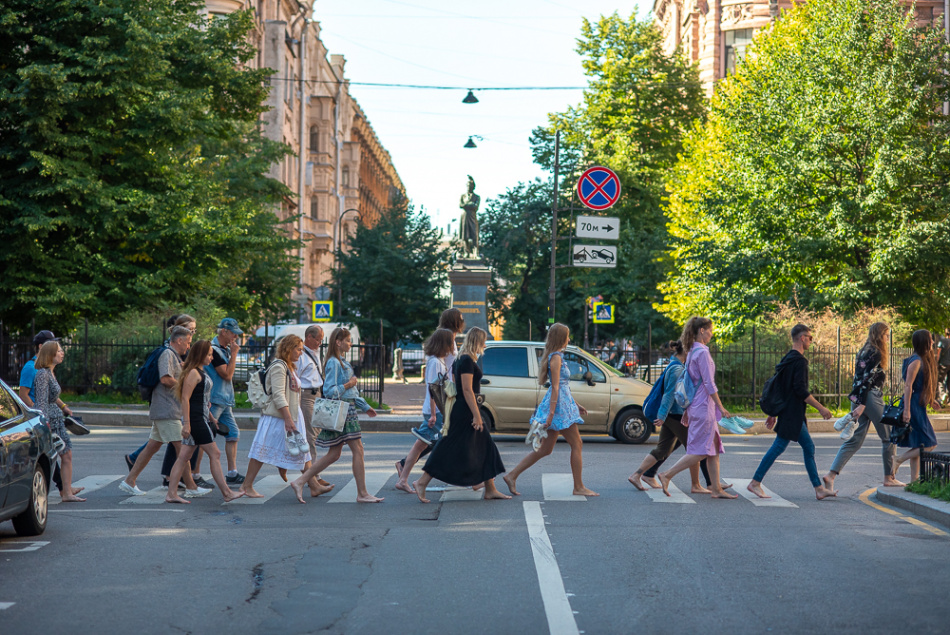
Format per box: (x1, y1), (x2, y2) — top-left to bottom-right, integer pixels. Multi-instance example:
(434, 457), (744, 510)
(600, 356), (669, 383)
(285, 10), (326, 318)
(165, 341), (244, 504)
(291, 328), (381, 504)
(747, 324), (837, 501)
(413, 328), (510, 503)
(394, 328), (455, 493)
(242, 335), (327, 498)
(503, 323), (598, 497)
(891, 330), (940, 483)
(628, 340), (714, 494)
(823, 322), (903, 491)
(658, 317), (738, 500)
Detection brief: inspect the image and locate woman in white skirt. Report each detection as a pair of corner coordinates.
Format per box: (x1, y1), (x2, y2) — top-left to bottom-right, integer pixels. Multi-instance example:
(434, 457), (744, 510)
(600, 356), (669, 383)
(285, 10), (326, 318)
(241, 335), (332, 498)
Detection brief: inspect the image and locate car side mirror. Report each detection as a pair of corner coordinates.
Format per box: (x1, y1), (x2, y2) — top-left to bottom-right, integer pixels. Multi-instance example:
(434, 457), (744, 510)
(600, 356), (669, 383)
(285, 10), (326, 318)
(584, 370), (594, 386)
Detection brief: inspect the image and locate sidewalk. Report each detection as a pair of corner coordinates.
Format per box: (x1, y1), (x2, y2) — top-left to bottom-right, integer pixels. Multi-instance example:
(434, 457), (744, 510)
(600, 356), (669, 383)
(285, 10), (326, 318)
(875, 486), (950, 530)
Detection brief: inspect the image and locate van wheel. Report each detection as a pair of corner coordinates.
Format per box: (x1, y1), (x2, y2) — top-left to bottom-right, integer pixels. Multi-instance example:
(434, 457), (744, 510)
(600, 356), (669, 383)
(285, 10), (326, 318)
(613, 409), (652, 444)
(12, 463), (48, 536)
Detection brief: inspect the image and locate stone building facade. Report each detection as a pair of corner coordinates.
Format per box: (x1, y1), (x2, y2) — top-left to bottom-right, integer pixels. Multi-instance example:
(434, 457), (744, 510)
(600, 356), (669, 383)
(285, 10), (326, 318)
(653, 0), (948, 93)
(205, 0), (404, 317)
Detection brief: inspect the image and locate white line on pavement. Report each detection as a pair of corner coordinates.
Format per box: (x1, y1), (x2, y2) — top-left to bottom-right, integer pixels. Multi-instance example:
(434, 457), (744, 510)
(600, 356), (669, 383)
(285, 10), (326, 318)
(50, 508), (184, 513)
(523, 501), (580, 635)
(730, 478), (799, 508)
(440, 488), (484, 502)
(542, 474), (586, 501)
(0, 602), (14, 610)
(225, 474), (289, 505)
(119, 486), (170, 505)
(50, 475), (124, 505)
(645, 481), (695, 504)
(0, 541), (49, 553)
(328, 471), (391, 503)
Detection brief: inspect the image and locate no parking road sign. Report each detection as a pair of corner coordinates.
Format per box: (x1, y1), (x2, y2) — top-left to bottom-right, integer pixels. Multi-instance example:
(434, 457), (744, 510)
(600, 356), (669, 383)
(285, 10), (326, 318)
(577, 166), (621, 211)
(312, 301), (333, 322)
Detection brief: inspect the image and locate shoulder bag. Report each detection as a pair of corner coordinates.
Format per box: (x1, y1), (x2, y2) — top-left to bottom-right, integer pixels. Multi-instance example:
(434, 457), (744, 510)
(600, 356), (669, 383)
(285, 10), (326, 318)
(427, 358), (456, 417)
(674, 350), (697, 409)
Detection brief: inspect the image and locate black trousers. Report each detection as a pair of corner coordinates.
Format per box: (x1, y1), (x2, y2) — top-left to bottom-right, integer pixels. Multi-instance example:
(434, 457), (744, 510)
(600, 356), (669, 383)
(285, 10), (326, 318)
(643, 414), (712, 485)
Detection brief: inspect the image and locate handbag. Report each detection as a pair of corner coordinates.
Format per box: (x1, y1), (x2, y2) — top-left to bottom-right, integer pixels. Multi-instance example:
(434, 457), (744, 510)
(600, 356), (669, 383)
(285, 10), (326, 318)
(311, 398), (348, 431)
(673, 349), (697, 409)
(879, 397), (906, 428)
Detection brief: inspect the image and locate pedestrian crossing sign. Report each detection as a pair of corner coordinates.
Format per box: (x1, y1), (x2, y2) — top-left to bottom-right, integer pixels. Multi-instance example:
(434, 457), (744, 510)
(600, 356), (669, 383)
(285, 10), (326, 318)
(312, 301), (333, 322)
(592, 302), (615, 324)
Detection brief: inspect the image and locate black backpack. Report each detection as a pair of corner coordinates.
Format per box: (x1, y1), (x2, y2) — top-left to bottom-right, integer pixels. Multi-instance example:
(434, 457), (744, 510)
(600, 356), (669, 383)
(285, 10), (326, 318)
(759, 365), (788, 416)
(136, 344), (169, 403)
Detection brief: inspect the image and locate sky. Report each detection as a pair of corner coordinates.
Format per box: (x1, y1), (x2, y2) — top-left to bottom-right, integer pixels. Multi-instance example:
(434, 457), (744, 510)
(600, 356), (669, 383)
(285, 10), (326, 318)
(313, 0), (653, 235)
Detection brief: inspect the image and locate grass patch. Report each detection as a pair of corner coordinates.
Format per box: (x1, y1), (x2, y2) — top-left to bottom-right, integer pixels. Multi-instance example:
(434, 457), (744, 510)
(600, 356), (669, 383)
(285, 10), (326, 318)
(905, 479), (950, 503)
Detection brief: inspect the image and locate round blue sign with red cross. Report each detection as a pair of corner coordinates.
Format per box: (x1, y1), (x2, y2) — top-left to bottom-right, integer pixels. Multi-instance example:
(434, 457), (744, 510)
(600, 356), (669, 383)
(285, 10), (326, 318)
(577, 166), (621, 211)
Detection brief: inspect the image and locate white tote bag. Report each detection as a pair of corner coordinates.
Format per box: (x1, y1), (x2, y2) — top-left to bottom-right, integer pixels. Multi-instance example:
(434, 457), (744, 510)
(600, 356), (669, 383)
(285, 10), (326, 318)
(311, 398), (348, 431)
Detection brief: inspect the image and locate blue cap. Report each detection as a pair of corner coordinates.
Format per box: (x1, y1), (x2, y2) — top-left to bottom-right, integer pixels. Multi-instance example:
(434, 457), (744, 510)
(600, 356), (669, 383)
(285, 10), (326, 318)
(217, 318), (243, 335)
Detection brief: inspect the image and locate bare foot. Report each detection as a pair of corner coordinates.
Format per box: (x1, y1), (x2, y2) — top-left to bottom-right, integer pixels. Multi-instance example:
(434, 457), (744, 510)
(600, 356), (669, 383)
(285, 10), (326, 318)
(484, 489), (511, 500)
(658, 473), (671, 497)
(289, 481), (306, 504)
(815, 486), (837, 500)
(309, 483), (333, 497)
(318, 478), (333, 488)
(691, 485), (712, 494)
(822, 475), (835, 491)
(472, 482), (485, 491)
(628, 473), (646, 491)
(711, 489), (739, 499)
(574, 487), (599, 497)
(223, 490), (246, 503)
(414, 481), (430, 503)
(721, 481), (733, 490)
(883, 477), (906, 487)
(71, 486), (85, 495)
(503, 474), (520, 496)
(394, 461), (403, 478)
(747, 482), (770, 498)
(278, 468), (288, 482)
(164, 495), (190, 504)
(60, 495), (87, 503)
(642, 475), (661, 489)
(357, 494), (385, 503)
(394, 481), (414, 494)
(240, 487), (265, 499)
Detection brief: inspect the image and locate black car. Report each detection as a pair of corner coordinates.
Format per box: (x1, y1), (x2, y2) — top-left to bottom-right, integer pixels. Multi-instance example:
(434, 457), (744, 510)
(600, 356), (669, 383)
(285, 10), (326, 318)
(0, 379), (58, 536)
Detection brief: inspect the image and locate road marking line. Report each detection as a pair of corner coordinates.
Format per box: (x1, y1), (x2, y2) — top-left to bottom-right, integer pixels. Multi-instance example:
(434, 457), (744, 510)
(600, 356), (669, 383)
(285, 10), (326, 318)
(0, 541), (49, 553)
(645, 481), (695, 504)
(119, 486), (170, 505)
(859, 488), (949, 538)
(441, 488), (484, 502)
(328, 471), (391, 503)
(542, 474), (586, 501)
(50, 474), (124, 505)
(523, 502), (580, 635)
(225, 475), (289, 505)
(50, 508), (184, 513)
(731, 478), (798, 508)
(0, 602), (14, 610)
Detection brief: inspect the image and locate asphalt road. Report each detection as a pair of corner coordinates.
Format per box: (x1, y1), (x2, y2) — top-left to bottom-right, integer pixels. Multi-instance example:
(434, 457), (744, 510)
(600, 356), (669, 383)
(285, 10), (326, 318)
(2, 428), (948, 634)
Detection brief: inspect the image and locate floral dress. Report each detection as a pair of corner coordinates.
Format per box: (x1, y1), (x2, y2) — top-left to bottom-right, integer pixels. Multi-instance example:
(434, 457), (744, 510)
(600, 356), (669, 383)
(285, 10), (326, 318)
(35, 368), (70, 451)
(530, 352), (583, 431)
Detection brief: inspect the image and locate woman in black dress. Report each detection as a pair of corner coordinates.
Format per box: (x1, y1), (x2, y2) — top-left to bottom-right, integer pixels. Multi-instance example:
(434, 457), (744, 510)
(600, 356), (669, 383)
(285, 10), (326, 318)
(414, 328), (510, 503)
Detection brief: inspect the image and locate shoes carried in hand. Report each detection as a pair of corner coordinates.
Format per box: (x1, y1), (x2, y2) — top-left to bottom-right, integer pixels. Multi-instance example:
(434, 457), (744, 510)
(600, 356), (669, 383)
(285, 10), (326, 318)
(834, 412), (853, 432)
(293, 431), (310, 455)
(286, 430), (301, 457)
(526, 419), (548, 452)
(840, 416), (860, 441)
(718, 416), (747, 435)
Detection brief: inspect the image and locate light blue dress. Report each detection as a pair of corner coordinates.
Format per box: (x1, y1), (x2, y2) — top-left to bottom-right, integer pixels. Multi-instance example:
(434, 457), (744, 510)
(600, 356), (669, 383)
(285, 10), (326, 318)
(530, 352), (584, 431)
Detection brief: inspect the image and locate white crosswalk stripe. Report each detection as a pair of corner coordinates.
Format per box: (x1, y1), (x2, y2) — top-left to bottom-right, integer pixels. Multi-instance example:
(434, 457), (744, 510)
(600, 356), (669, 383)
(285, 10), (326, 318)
(224, 474), (290, 505)
(440, 488), (484, 502)
(644, 481), (696, 504)
(50, 474), (124, 505)
(328, 470), (391, 503)
(0, 603), (15, 610)
(730, 478), (799, 508)
(542, 473), (587, 501)
(119, 486), (171, 505)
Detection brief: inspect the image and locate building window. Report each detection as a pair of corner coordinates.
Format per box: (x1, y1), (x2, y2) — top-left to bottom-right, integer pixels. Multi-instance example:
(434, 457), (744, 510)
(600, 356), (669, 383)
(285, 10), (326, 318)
(310, 127), (319, 153)
(310, 198), (320, 220)
(724, 29), (754, 77)
(284, 60), (291, 103)
(342, 166), (350, 187)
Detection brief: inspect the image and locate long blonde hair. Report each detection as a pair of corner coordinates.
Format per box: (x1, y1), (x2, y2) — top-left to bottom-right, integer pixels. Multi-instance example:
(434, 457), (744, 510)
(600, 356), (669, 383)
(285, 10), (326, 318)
(861, 322), (889, 370)
(538, 323), (570, 386)
(175, 340), (211, 403)
(680, 316), (712, 352)
(458, 327), (487, 362)
(35, 341), (61, 370)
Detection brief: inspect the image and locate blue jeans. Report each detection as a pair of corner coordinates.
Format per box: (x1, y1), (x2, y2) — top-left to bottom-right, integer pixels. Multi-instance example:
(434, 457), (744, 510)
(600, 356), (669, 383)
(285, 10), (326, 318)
(211, 404), (239, 440)
(753, 422), (821, 487)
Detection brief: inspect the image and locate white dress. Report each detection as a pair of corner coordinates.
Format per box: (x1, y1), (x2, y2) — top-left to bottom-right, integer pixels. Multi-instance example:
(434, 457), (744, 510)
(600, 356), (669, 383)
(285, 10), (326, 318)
(248, 370), (311, 469)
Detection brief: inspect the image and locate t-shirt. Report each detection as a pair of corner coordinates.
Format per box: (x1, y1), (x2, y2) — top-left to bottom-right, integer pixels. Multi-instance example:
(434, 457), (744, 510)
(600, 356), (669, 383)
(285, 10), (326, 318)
(205, 337), (235, 406)
(150, 348), (182, 420)
(18, 356), (37, 403)
(422, 356), (447, 416)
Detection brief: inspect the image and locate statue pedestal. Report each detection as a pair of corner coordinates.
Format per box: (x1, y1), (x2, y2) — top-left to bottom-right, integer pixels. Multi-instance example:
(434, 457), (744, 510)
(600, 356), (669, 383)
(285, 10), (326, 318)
(449, 259), (492, 336)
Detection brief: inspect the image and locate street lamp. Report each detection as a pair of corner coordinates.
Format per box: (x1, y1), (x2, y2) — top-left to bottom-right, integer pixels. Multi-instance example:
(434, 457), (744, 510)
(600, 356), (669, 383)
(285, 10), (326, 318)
(333, 208), (362, 317)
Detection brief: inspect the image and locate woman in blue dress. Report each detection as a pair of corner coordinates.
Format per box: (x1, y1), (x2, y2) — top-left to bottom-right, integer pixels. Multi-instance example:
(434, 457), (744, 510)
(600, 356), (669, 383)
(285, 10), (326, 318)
(503, 323), (599, 497)
(893, 329), (940, 483)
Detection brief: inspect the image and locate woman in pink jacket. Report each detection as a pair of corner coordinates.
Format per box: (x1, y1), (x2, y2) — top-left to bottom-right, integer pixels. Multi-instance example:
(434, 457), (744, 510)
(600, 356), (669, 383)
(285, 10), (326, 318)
(658, 317), (738, 499)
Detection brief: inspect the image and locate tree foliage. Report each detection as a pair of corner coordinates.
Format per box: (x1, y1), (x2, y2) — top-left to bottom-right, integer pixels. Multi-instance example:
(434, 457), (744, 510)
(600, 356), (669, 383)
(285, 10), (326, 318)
(332, 204), (451, 345)
(662, 0), (950, 335)
(0, 0), (297, 332)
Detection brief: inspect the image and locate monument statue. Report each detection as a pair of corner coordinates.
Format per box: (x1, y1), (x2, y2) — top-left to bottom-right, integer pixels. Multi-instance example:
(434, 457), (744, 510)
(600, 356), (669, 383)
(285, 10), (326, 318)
(458, 175), (480, 258)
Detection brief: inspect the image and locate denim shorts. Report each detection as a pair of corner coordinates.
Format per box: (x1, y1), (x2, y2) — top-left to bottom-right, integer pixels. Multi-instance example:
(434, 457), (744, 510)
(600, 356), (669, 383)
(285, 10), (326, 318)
(413, 412), (443, 444)
(211, 404), (239, 440)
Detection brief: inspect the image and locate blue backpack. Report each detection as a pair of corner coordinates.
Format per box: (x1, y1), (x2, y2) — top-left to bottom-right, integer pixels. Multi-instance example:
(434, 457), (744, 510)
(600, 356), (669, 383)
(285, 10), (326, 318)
(642, 359), (682, 420)
(136, 344), (169, 402)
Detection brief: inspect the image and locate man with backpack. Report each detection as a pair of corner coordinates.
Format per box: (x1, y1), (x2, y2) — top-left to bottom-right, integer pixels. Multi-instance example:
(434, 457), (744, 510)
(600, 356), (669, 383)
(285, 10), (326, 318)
(748, 323), (837, 501)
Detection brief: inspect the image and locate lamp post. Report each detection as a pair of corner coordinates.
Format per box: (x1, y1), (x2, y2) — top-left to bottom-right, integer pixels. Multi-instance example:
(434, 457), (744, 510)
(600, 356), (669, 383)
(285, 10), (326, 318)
(333, 208), (362, 317)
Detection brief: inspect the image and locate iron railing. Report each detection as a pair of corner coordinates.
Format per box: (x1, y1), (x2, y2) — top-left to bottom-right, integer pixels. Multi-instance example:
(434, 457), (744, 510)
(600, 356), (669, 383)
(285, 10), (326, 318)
(921, 452), (950, 484)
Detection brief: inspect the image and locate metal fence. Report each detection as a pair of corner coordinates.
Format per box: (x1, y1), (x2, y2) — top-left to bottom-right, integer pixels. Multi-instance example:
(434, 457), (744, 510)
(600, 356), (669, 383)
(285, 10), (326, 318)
(921, 452), (950, 484)
(0, 332), (386, 403)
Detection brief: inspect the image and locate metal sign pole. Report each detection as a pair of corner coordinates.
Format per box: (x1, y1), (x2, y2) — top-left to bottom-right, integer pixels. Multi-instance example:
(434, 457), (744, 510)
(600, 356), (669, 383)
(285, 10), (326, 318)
(548, 130), (560, 325)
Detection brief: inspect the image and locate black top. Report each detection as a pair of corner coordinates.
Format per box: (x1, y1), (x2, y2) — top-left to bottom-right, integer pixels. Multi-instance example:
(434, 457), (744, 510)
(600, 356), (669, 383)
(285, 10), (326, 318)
(774, 350), (811, 442)
(449, 354), (482, 426)
(937, 336), (950, 367)
(848, 347), (886, 406)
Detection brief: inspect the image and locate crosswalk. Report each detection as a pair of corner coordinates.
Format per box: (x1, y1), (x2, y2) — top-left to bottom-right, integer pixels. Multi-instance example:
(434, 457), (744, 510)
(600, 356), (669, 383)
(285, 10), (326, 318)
(57, 473), (798, 507)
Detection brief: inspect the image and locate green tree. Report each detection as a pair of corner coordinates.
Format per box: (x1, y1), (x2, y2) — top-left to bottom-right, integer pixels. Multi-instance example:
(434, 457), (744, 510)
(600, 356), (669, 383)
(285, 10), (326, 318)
(0, 0), (296, 333)
(332, 204), (451, 344)
(662, 0), (950, 335)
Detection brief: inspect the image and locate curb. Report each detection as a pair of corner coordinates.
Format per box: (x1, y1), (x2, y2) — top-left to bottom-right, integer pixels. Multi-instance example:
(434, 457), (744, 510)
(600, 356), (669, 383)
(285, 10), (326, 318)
(875, 486), (950, 529)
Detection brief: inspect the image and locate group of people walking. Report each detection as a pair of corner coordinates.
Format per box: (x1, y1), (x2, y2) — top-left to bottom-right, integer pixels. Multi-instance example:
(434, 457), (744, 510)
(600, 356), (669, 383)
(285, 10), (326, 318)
(18, 309), (940, 507)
